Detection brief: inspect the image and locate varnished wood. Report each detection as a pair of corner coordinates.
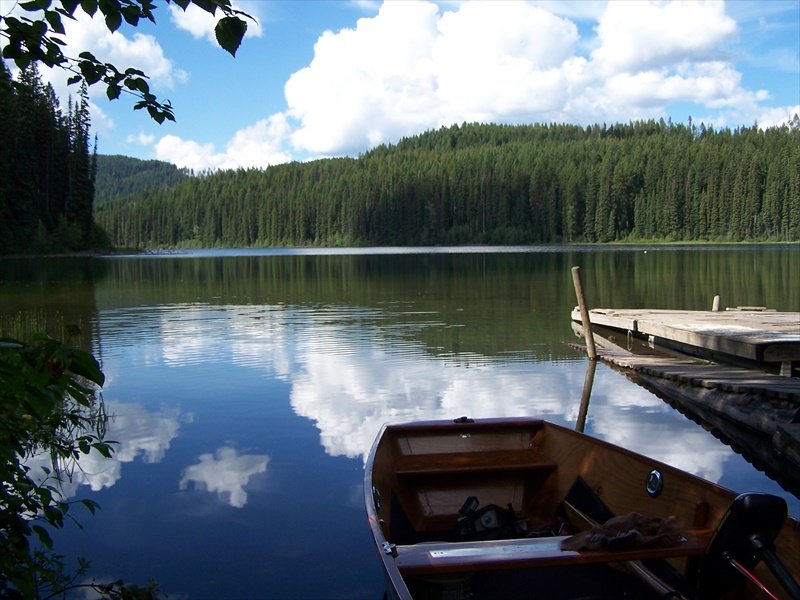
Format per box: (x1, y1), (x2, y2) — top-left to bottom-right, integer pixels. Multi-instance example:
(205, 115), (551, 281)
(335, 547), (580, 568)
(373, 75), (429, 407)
(394, 532), (711, 575)
(364, 417), (800, 600)
(395, 449), (557, 476)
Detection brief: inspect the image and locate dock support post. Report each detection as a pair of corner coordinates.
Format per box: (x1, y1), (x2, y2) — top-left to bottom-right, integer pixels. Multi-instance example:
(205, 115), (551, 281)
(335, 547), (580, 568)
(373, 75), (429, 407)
(571, 266), (597, 360)
(712, 295), (721, 312)
(576, 359), (596, 432)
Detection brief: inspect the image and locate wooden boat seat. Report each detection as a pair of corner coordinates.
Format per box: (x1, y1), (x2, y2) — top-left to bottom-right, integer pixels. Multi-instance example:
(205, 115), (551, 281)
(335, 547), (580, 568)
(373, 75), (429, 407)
(393, 530), (712, 576)
(395, 449), (558, 477)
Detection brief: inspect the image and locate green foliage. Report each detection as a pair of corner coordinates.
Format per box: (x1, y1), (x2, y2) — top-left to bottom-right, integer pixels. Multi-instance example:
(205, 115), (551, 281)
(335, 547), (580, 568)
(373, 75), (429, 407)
(94, 119), (800, 249)
(0, 335), (101, 593)
(1, 0), (252, 123)
(0, 61), (99, 255)
(0, 334), (139, 598)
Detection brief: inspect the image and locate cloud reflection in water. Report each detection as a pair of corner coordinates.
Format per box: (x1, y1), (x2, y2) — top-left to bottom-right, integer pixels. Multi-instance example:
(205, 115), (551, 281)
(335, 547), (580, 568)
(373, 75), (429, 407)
(99, 302), (736, 493)
(23, 401), (183, 498)
(179, 447), (269, 508)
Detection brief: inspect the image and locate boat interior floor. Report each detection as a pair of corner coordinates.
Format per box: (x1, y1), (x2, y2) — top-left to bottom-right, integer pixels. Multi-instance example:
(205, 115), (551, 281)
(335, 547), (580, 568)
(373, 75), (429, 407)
(390, 476), (694, 599)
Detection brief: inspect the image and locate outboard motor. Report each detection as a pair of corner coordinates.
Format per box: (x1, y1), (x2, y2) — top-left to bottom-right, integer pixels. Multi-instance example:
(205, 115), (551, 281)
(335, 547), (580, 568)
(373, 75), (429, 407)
(699, 493), (800, 600)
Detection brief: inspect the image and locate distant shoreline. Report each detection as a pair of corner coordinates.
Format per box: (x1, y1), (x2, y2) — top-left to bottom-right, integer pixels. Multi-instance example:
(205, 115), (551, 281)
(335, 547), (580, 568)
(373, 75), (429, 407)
(3, 240), (797, 260)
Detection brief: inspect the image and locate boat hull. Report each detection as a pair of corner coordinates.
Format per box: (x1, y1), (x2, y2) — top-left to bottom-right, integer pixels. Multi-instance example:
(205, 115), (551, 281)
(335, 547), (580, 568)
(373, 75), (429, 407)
(365, 417), (800, 599)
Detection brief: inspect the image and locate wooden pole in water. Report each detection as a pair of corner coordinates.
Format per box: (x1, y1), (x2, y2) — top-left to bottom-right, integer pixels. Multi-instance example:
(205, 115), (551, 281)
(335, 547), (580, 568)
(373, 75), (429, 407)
(571, 266), (596, 359)
(575, 359), (596, 432)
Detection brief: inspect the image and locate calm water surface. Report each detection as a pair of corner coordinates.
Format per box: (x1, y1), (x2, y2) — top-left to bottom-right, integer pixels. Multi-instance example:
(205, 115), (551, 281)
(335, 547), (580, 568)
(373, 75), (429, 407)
(1, 245), (798, 599)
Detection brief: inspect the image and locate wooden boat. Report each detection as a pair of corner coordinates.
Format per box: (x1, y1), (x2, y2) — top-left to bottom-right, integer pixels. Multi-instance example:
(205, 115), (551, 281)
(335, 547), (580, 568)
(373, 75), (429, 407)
(365, 417), (800, 599)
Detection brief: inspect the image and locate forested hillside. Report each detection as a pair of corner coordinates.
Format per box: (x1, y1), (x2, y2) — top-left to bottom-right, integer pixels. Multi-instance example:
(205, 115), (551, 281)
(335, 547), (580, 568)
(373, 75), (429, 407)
(96, 119), (800, 249)
(0, 61), (102, 255)
(94, 155), (190, 205)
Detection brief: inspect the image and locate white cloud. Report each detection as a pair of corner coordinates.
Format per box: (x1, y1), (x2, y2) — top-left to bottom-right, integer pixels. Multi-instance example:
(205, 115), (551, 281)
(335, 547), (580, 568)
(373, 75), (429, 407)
(154, 113), (292, 170)
(89, 100), (115, 135)
(278, 0), (769, 159)
(107, 0), (794, 170)
(590, 1), (738, 76)
(286, 0), (442, 154)
(154, 135), (221, 171)
(127, 132), (156, 146)
(225, 114), (294, 168)
(432, 2), (579, 121)
(755, 105), (800, 129)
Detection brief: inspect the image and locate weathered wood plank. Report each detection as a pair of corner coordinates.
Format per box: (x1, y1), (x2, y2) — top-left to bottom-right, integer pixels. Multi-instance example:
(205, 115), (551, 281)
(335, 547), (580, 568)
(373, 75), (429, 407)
(570, 308), (800, 363)
(569, 322), (800, 400)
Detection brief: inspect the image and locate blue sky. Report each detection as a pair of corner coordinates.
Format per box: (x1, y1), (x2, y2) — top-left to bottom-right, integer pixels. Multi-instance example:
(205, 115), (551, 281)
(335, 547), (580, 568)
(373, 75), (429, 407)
(3, 0), (799, 170)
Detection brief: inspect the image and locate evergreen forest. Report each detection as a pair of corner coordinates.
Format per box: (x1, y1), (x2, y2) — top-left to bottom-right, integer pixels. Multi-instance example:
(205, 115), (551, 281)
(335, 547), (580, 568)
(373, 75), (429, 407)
(96, 119), (800, 249)
(94, 154), (191, 206)
(2, 47), (798, 254)
(0, 60), (102, 255)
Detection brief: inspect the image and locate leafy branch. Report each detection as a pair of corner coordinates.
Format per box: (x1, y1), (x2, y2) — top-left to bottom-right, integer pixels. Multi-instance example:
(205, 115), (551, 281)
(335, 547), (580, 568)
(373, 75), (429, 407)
(1, 0), (253, 123)
(0, 334), (139, 598)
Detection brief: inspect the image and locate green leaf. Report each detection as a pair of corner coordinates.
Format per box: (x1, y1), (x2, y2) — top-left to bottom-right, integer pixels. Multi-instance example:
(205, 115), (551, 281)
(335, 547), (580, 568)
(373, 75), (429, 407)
(67, 348), (104, 386)
(105, 10), (122, 32)
(80, 0), (98, 17)
(132, 78), (149, 94)
(32, 525), (53, 549)
(106, 82), (121, 99)
(81, 499), (100, 515)
(19, 1), (45, 11)
(92, 442), (114, 458)
(67, 74), (82, 85)
(44, 10), (65, 34)
(20, 0), (52, 11)
(81, 63), (103, 85)
(192, 0), (219, 15)
(147, 106), (166, 124)
(121, 5), (142, 26)
(215, 16), (247, 57)
(29, 19), (48, 38)
(60, 0), (81, 16)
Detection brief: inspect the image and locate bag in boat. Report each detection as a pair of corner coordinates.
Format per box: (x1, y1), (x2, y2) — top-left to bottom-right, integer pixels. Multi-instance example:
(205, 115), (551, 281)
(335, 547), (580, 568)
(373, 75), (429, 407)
(457, 496), (529, 541)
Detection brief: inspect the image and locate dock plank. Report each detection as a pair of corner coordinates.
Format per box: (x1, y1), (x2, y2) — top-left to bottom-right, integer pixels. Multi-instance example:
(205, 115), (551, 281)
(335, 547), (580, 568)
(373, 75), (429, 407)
(568, 319), (800, 400)
(570, 308), (800, 363)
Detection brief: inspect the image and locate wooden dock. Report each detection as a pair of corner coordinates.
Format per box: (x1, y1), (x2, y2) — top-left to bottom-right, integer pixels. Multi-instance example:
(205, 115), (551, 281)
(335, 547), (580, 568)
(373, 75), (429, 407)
(570, 308), (800, 376)
(568, 308), (800, 492)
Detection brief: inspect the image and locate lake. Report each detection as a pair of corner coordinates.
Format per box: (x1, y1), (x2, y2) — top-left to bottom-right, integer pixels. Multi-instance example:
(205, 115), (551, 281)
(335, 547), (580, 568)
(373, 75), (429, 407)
(1, 245), (798, 599)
